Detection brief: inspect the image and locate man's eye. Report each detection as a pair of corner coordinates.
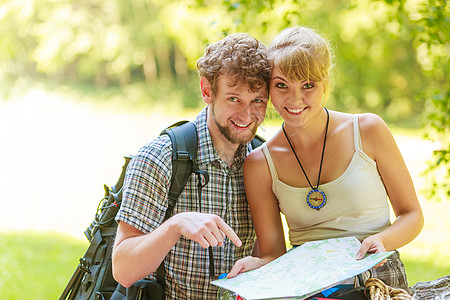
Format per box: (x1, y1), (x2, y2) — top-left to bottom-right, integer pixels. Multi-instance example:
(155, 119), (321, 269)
(276, 83), (287, 89)
(229, 97), (238, 102)
(304, 82), (315, 89)
(253, 98), (266, 104)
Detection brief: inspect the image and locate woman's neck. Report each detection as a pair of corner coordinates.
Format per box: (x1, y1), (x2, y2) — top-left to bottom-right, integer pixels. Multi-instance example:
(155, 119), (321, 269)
(283, 109), (330, 148)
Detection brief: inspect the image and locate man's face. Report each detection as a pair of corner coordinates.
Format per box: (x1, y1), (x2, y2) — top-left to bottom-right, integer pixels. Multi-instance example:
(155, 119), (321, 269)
(203, 75), (268, 145)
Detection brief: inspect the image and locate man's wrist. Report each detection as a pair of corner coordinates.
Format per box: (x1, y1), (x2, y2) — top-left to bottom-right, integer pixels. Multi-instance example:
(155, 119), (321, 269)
(165, 213), (183, 239)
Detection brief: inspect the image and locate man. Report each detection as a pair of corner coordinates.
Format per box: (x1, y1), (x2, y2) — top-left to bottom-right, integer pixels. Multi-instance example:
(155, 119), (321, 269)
(112, 33), (271, 299)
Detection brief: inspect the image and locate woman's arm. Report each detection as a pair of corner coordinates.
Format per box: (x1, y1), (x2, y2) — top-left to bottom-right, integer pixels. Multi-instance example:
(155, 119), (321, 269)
(356, 113), (424, 258)
(227, 147), (287, 277)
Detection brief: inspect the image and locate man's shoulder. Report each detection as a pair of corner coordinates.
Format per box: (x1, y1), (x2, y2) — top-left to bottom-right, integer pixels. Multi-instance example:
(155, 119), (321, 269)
(133, 109), (207, 167)
(132, 134), (173, 167)
(142, 133), (172, 151)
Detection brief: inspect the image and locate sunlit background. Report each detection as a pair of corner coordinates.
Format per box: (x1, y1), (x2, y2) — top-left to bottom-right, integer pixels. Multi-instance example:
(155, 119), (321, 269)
(0, 0), (448, 299)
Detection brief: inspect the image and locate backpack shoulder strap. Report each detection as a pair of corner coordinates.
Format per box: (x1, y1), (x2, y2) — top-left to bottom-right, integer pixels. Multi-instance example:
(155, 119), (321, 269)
(156, 121), (198, 289)
(251, 134), (265, 150)
(159, 120), (198, 219)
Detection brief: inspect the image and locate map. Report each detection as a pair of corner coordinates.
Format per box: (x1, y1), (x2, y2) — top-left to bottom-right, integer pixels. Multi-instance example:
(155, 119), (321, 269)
(211, 236), (394, 300)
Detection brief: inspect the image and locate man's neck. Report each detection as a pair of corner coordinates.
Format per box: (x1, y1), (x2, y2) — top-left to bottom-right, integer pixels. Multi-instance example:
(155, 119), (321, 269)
(210, 132), (241, 166)
(216, 143), (244, 167)
(205, 123), (240, 167)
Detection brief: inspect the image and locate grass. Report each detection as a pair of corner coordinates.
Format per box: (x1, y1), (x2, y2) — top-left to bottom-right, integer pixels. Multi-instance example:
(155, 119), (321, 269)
(402, 255), (450, 286)
(0, 231), (88, 300)
(1, 228), (449, 299)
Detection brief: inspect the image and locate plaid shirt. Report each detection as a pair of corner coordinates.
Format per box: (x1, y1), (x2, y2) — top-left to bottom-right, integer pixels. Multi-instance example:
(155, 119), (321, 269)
(116, 107), (256, 300)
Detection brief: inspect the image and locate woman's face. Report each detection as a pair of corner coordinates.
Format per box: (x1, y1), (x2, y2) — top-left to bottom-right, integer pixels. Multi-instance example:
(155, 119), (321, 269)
(270, 66), (325, 126)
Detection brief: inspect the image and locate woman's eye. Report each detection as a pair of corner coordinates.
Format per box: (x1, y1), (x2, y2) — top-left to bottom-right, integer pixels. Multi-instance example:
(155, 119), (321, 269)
(304, 82), (315, 89)
(276, 83), (287, 89)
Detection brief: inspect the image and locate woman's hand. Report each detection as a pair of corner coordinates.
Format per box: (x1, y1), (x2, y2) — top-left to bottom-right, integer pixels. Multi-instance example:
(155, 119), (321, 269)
(356, 235), (387, 268)
(227, 256), (266, 278)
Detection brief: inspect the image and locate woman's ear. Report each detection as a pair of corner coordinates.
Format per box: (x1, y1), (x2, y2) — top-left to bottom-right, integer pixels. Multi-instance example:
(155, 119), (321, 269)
(200, 77), (213, 104)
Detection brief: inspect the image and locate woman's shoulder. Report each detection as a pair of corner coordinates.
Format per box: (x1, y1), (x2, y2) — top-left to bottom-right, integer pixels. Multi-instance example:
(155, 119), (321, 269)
(358, 112), (385, 124)
(247, 144), (266, 162)
(357, 113), (390, 136)
(330, 110), (388, 134)
(357, 113), (394, 159)
(245, 131), (283, 167)
(244, 142), (274, 183)
(330, 110), (383, 122)
(326, 110), (354, 133)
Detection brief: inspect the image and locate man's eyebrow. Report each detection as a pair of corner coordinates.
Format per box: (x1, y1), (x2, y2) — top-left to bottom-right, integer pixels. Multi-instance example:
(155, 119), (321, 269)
(223, 92), (240, 97)
(254, 92), (269, 99)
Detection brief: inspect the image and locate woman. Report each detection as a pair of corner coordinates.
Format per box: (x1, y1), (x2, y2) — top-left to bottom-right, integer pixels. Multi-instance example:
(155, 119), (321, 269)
(227, 26), (423, 292)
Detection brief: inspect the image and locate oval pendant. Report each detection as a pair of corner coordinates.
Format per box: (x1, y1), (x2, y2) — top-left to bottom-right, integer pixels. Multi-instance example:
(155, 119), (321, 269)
(306, 189), (326, 210)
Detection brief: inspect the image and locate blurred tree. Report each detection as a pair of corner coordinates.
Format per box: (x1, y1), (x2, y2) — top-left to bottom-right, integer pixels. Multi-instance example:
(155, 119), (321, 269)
(388, 0), (449, 201)
(370, 0), (449, 201)
(0, 0), (447, 143)
(0, 0), (190, 86)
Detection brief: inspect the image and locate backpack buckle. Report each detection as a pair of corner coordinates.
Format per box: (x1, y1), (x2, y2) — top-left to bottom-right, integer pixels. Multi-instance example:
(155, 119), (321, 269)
(79, 258), (91, 273)
(174, 151), (190, 161)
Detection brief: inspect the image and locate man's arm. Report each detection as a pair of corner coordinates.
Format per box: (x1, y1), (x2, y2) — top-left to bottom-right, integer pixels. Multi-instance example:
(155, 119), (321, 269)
(112, 220), (179, 288)
(112, 212), (243, 288)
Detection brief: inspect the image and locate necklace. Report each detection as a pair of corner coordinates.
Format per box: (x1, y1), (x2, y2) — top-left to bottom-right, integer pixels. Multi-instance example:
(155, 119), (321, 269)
(282, 108), (329, 210)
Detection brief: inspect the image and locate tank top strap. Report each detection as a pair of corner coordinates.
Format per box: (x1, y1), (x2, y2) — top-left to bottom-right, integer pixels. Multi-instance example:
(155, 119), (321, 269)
(353, 114), (363, 152)
(261, 143), (279, 180)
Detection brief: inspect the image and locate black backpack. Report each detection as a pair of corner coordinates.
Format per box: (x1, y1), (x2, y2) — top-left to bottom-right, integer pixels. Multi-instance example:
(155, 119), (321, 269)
(60, 121), (265, 300)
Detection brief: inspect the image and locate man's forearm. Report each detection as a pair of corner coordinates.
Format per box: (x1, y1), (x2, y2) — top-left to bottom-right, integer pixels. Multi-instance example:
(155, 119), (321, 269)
(112, 219), (180, 287)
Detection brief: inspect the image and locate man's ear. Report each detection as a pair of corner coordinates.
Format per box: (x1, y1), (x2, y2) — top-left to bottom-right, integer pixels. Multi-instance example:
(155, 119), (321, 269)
(200, 77), (213, 104)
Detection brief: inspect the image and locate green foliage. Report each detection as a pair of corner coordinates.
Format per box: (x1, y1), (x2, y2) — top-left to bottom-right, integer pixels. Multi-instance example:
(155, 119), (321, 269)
(0, 0), (190, 86)
(0, 231), (88, 300)
(421, 88), (450, 201)
(382, 0), (450, 201)
(0, 0), (434, 120)
(0, 0), (447, 198)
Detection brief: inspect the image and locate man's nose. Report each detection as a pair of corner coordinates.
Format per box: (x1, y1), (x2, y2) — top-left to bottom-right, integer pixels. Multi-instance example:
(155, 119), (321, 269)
(237, 103), (252, 121)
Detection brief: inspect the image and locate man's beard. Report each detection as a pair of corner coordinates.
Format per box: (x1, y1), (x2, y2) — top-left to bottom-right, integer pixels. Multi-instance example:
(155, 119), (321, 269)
(211, 104), (257, 145)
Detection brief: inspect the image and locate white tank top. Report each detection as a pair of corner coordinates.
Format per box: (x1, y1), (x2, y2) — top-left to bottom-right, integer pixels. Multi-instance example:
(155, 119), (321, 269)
(262, 115), (391, 246)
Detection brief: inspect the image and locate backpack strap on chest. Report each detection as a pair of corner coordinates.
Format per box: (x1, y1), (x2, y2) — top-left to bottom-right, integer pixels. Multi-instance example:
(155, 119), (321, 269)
(158, 121), (210, 289)
(160, 121), (206, 218)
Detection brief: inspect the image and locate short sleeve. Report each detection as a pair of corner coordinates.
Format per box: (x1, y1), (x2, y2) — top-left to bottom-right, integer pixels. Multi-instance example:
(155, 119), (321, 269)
(115, 135), (173, 233)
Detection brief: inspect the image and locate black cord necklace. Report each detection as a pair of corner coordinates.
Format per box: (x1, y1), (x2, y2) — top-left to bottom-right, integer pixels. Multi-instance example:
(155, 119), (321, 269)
(282, 107), (329, 210)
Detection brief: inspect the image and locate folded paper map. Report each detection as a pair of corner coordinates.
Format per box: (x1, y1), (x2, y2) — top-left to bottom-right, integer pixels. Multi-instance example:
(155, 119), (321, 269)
(211, 236), (394, 300)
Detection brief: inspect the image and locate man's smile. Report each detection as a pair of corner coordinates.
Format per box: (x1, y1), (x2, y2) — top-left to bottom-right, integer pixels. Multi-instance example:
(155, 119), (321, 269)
(231, 120), (253, 128)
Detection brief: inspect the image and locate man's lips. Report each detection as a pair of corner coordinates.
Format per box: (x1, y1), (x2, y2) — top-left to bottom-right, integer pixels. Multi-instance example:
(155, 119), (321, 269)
(231, 120), (252, 129)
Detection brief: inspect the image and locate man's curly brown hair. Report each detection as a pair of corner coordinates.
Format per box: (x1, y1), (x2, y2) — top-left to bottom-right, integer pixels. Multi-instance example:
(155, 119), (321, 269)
(196, 33), (271, 95)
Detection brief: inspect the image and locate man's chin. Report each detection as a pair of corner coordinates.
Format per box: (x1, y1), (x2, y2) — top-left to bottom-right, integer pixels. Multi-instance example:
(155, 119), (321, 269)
(215, 118), (259, 145)
(229, 130), (257, 145)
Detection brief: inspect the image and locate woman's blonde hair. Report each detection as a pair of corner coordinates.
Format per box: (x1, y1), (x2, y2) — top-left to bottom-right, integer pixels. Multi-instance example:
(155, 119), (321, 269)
(269, 26), (335, 101)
